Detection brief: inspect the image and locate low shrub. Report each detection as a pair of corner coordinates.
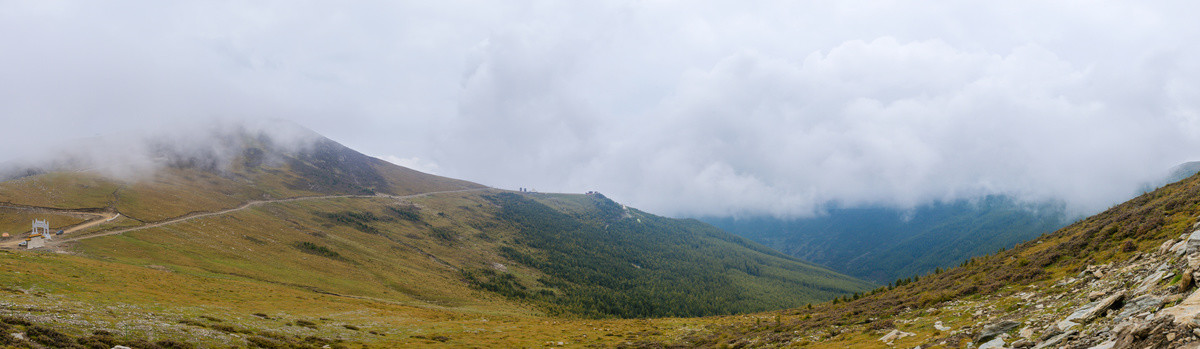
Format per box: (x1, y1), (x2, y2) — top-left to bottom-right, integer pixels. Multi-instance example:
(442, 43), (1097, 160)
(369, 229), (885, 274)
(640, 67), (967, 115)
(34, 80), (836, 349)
(27, 325), (79, 348)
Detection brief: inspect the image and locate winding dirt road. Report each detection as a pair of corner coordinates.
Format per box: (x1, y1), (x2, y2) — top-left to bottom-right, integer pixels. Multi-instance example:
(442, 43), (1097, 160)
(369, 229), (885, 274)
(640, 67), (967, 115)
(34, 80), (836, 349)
(61, 212), (121, 235)
(2, 187), (488, 249)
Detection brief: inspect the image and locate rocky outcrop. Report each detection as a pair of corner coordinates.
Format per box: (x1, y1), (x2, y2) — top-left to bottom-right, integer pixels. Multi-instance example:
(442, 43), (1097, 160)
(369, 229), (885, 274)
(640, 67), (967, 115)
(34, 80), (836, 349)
(1087, 292), (1126, 321)
(878, 329), (914, 344)
(1017, 230), (1200, 348)
(1112, 314), (1182, 349)
(1032, 330), (1075, 349)
(1160, 289), (1200, 325)
(1117, 295), (1163, 320)
(930, 226), (1200, 349)
(977, 320), (1020, 342)
(979, 336), (1006, 349)
(716, 215), (1200, 349)
(1186, 230), (1200, 254)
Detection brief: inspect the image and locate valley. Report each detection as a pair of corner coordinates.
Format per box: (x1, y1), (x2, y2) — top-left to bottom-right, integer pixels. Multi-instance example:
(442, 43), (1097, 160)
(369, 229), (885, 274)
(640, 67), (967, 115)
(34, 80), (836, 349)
(4, 2), (1196, 347)
(706, 197), (1071, 284)
(1, 128), (1196, 348)
(635, 164), (1200, 348)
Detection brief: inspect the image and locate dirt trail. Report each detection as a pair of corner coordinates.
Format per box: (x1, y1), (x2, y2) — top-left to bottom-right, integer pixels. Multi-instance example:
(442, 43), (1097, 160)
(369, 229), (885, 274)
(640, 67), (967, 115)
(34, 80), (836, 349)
(2, 188), (488, 249)
(62, 212), (120, 235)
(57, 188), (488, 244)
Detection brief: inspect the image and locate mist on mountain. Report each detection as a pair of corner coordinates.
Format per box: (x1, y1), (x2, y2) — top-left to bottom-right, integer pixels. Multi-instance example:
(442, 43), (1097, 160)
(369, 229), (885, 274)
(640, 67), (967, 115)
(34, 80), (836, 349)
(0, 118), (321, 181)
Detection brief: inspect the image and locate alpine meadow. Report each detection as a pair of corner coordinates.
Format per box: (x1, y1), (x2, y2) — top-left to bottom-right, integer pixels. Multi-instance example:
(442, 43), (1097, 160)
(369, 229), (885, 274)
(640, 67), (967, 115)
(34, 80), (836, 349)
(4, 1), (1200, 348)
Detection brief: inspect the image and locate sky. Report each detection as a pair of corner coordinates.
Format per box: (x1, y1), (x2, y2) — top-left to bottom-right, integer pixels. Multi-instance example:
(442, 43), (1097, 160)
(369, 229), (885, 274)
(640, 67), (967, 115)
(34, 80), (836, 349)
(2, 1), (1200, 218)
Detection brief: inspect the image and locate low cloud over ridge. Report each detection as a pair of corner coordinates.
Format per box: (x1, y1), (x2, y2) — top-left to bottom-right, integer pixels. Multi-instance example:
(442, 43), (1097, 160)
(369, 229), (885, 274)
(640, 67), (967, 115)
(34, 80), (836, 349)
(2, 2), (1199, 218)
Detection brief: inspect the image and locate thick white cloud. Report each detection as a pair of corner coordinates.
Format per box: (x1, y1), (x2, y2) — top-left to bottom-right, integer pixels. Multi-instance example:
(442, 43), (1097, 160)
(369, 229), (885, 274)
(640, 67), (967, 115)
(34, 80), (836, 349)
(519, 37), (1195, 217)
(2, 1), (1199, 217)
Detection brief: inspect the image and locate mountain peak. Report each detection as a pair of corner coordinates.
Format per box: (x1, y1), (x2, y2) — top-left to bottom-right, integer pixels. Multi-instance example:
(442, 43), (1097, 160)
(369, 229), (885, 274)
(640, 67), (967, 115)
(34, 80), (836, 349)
(0, 122), (483, 223)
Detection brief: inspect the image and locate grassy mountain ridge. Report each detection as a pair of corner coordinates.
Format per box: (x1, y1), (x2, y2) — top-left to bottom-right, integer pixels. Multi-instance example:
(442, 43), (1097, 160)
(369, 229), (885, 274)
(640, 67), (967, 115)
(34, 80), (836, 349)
(0, 131), (484, 223)
(6, 127), (1194, 347)
(0, 128), (871, 347)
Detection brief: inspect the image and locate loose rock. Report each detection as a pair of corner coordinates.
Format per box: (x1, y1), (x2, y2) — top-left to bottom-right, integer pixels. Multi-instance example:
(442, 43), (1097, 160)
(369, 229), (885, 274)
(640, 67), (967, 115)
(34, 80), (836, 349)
(1161, 290), (1200, 325)
(1183, 270), (1197, 293)
(1187, 230), (1200, 254)
(1018, 326), (1034, 339)
(978, 320), (1020, 342)
(934, 321), (951, 332)
(979, 336), (1006, 349)
(878, 329), (914, 343)
(1117, 296), (1163, 320)
(1033, 330), (1076, 349)
(1162, 239), (1179, 254)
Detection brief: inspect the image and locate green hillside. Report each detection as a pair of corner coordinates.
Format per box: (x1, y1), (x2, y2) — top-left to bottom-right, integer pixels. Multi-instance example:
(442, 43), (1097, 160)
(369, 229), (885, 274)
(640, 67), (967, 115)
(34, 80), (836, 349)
(473, 192), (871, 318)
(0, 128), (869, 347)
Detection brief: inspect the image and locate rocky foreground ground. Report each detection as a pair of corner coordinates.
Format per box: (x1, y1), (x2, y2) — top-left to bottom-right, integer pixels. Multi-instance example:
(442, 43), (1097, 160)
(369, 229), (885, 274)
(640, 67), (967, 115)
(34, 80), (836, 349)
(893, 221), (1200, 349)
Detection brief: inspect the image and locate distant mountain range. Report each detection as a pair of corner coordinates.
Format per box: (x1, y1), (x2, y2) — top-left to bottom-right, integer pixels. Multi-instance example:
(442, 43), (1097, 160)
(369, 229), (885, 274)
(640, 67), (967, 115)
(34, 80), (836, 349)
(704, 196), (1070, 284)
(650, 150), (1200, 349)
(705, 163), (1200, 284)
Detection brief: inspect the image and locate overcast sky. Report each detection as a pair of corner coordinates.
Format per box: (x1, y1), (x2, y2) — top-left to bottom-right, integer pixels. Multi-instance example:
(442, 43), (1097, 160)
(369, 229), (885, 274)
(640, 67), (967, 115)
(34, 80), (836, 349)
(3, 1), (1200, 218)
